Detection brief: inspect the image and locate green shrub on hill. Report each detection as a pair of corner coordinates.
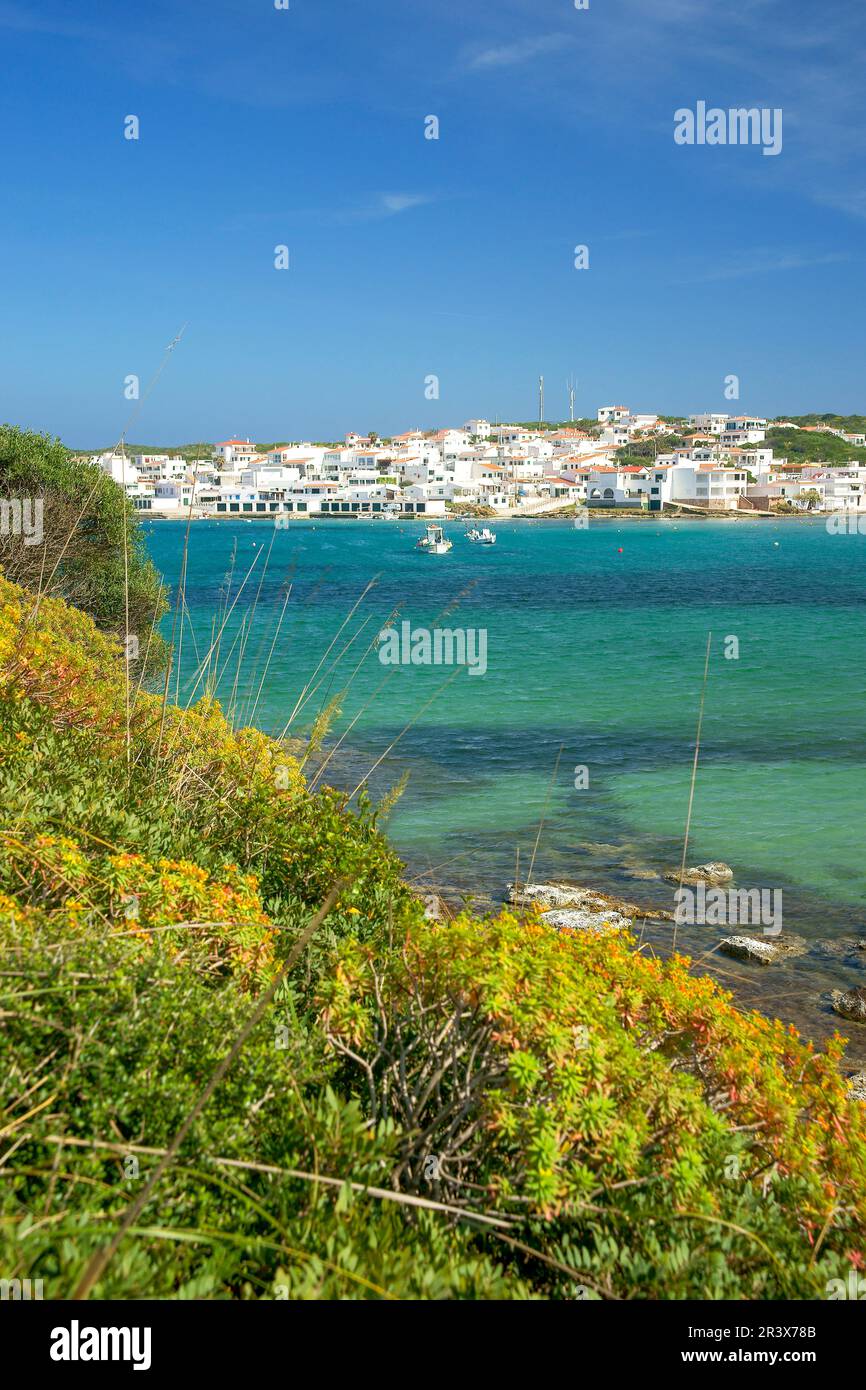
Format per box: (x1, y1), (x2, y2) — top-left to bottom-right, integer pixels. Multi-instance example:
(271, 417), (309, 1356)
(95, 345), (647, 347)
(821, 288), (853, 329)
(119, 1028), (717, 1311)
(0, 424), (168, 675)
(763, 427), (866, 466)
(779, 413), (866, 434)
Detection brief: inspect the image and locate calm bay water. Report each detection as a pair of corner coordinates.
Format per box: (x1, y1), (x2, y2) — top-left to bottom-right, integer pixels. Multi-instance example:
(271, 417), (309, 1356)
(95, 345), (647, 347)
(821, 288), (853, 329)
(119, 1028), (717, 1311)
(144, 515), (866, 1057)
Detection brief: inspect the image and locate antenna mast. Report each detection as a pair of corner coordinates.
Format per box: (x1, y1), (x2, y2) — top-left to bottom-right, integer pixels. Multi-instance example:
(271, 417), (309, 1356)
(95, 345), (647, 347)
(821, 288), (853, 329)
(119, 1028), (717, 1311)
(538, 375), (544, 428)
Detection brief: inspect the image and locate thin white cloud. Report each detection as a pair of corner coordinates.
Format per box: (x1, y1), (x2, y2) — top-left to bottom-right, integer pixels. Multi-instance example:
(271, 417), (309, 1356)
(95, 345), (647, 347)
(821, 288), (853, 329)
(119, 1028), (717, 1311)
(330, 192), (437, 224)
(679, 249), (849, 284)
(379, 193), (431, 215)
(0, 1), (97, 37)
(815, 190), (866, 222)
(462, 33), (567, 72)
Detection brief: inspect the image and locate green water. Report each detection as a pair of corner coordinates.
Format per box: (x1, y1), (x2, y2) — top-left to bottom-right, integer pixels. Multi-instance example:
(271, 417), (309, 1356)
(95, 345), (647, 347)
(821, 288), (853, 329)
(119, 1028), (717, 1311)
(144, 515), (866, 1054)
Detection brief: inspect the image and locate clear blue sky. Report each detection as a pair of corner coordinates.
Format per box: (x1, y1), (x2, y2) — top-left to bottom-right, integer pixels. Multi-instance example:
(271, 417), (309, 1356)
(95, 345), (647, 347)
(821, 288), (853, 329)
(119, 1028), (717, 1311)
(1, 0), (864, 444)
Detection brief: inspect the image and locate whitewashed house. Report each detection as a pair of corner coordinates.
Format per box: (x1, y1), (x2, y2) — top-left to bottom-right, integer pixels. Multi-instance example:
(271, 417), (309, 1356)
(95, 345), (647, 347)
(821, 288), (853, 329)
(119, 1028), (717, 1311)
(213, 438), (258, 466)
(670, 464), (749, 509)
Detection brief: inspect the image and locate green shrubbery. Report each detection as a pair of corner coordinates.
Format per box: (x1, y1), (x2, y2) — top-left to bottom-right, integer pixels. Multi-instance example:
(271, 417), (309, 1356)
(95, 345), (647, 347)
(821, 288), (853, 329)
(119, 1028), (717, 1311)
(0, 425), (168, 675)
(762, 427), (866, 467)
(1, 573), (865, 1299)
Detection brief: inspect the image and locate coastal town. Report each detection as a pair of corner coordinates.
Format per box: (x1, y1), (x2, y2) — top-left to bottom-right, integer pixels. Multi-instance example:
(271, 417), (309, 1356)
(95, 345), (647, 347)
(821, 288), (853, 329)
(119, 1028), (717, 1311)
(88, 407), (866, 519)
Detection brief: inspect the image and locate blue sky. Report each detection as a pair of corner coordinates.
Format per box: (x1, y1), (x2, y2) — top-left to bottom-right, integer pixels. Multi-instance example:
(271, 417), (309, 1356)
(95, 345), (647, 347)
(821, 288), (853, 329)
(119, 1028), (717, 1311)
(1, 0), (865, 443)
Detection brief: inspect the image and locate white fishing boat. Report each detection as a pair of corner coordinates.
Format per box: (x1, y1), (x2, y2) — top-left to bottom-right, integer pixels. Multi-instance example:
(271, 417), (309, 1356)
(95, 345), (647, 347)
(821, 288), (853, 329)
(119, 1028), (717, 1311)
(416, 523), (452, 555)
(466, 526), (497, 545)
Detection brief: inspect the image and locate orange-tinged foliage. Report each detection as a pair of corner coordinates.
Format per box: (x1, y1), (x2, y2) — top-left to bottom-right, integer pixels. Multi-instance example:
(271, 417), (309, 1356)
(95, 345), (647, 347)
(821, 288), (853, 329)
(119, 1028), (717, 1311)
(321, 909), (866, 1242)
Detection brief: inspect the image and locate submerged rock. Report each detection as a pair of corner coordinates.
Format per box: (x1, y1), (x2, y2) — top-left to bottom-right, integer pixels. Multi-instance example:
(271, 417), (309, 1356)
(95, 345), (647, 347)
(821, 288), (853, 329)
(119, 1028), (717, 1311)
(507, 881), (671, 921)
(847, 1072), (866, 1102)
(621, 864), (661, 882)
(718, 933), (808, 966)
(813, 937), (866, 960)
(664, 862), (734, 887)
(831, 986), (866, 1023)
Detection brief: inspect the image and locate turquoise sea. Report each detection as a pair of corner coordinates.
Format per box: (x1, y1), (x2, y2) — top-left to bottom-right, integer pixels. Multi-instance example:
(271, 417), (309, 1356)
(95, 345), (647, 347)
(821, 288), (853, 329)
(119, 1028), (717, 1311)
(144, 516), (866, 1058)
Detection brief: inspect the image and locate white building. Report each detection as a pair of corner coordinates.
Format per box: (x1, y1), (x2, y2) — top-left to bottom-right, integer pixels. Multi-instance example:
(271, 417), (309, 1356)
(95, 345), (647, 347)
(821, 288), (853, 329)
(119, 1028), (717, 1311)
(464, 418), (491, 439)
(746, 479), (824, 510)
(93, 452), (140, 488)
(670, 464), (749, 509)
(599, 424), (632, 448)
(628, 413), (660, 432)
(689, 413), (729, 435)
(806, 467), (866, 512)
(584, 465), (671, 510)
(490, 424), (532, 445)
(721, 417), (767, 446)
(213, 438), (259, 466)
(132, 454), (188, 479)
(151, 479), (195, 512)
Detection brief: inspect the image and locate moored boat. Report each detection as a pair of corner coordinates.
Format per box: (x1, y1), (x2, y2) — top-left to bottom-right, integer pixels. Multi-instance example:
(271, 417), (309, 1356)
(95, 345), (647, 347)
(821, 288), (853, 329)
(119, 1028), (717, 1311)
(416, 523), (452, 554)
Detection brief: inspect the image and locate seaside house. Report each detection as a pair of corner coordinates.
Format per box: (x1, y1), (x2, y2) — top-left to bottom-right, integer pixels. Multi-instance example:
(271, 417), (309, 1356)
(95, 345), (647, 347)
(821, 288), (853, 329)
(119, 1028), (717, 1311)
(809, 467), (866, 512)
(213, 438), (258, 466)
(670, 463), (749, 509)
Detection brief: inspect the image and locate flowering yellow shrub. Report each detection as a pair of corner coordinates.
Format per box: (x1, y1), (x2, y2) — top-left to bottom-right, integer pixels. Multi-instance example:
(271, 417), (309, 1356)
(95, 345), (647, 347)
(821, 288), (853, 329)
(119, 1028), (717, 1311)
(321, 909), (866, 1292)
(0, 831), (275, 990)
(0, 574), (304, 795)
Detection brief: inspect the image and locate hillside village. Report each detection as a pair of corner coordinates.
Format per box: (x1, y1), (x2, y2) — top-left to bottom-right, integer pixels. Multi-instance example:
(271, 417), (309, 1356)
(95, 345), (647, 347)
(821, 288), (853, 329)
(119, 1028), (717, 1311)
(88, 408), (866, 519)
